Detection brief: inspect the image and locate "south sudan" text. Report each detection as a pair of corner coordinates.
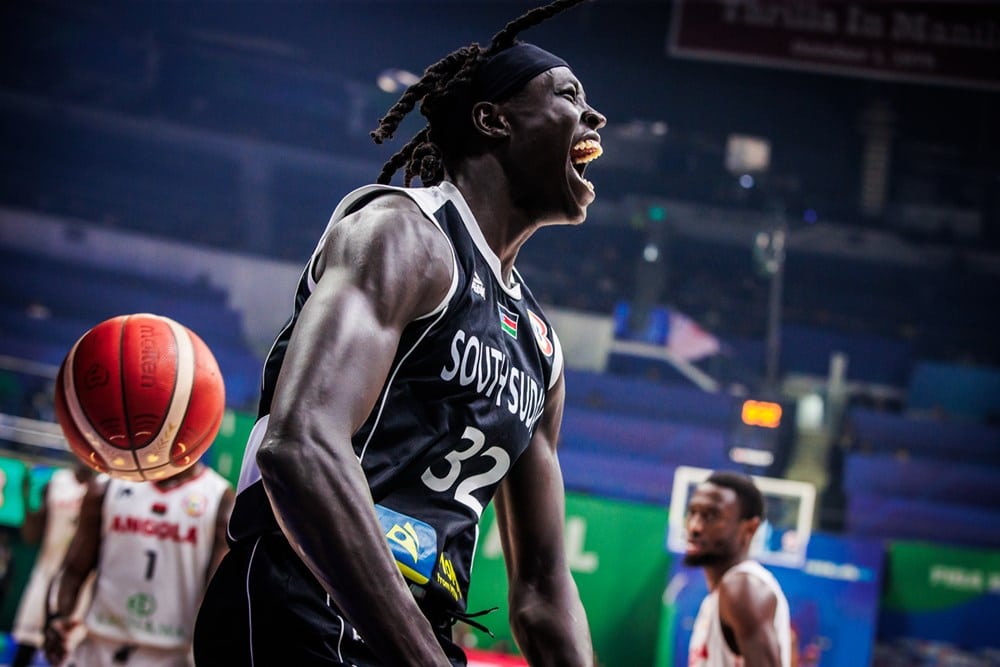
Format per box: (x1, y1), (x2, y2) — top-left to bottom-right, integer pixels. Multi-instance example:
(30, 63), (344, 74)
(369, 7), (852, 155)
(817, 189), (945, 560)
(440, 329), (545, 431)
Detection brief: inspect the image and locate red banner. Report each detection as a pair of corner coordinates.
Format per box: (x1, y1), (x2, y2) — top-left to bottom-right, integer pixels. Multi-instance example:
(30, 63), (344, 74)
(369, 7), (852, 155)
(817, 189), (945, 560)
(668, 0), (1000, 90)
(465, 648), (529, 667)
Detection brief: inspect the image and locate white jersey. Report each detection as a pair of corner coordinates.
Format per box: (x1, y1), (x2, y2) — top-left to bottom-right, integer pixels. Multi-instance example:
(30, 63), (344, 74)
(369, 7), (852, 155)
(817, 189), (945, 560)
(12, 468), (89, 645)
(689, 560), (792, 667)
(84, 467), (229, 650)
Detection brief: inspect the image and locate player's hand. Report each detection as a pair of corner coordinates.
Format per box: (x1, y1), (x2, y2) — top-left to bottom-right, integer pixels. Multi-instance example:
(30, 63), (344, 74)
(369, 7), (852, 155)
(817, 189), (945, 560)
(43, 615), (77, 666)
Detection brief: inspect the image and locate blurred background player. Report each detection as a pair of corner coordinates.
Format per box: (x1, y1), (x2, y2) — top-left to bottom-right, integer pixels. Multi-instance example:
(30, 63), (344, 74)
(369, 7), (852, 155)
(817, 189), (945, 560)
(684, 471), (792, 667)
(10, 463), (93, 667)
(43, 462), (233, 667)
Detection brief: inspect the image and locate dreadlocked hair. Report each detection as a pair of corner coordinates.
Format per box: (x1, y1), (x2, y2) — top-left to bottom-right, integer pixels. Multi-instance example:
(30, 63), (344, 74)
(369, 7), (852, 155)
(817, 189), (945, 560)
(371, 0), (589, 186)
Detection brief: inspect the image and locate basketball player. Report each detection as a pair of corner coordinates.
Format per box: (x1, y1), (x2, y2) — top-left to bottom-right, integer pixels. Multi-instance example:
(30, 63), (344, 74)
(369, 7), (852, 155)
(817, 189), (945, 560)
(685, 471), (792, 667)
(194, 1), (604, 664)
(43, 463), (234, 667)
(10, 463), (93, 667)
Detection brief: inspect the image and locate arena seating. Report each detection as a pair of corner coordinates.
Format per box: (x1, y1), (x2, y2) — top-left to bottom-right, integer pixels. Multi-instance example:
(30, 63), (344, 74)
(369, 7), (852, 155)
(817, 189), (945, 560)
(665, 236), (1000, 373)
(0, 248), (262, 410)
(557, 449), (676, 505)
(564, 368), (736, 429)
(834, 405), (1000, 548)
(516, 223), (645, 315)
(560, 406), (731, 469)
(557, 369), (736, 504)
(845, 494), (1000, 549)
(778, 325), (914, 387)
(846, 407), (1000, 465)
(843, 452), (1000, 507)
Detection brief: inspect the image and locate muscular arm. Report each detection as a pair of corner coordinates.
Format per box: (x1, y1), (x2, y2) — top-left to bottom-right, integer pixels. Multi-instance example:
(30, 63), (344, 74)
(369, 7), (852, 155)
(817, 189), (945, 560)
(717, 572), (782, 667)
(43, 476), (107, 665)
(256, 195), (454, 666)
(494, 373), (593, 667)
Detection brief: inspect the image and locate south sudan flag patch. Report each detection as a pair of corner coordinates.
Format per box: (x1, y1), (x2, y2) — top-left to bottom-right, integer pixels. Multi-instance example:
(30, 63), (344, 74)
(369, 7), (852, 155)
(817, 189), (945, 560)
(498, 304), (519, 339)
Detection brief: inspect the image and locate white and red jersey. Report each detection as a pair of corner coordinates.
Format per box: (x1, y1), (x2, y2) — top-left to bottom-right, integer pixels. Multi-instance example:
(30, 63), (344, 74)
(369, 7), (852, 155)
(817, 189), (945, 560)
(12, 468), (90, 645)
(689, 560), (791, 667)
(85, 466), (229, 649)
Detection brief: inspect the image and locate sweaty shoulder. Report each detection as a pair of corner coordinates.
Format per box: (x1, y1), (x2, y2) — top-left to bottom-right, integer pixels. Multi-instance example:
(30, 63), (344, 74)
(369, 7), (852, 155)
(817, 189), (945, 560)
(717, 568), (778, 621)
(317, 191), (455, 321)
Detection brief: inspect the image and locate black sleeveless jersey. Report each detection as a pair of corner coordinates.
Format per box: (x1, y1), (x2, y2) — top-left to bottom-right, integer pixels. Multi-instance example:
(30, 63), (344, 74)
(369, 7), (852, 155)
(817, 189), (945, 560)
(227, 182), (563, 615)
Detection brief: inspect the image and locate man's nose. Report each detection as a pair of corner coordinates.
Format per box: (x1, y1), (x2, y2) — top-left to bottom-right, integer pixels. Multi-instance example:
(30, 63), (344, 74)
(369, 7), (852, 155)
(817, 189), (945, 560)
(583, 107), (606, 130)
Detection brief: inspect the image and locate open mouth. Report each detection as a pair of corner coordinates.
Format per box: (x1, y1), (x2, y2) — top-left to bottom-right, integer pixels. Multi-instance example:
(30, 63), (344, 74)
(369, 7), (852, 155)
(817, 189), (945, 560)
(571, 139), (603, 192)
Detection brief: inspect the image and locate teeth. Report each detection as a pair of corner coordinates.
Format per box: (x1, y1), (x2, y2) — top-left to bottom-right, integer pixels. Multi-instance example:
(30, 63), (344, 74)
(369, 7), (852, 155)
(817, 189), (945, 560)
(571, 139), (603, 165)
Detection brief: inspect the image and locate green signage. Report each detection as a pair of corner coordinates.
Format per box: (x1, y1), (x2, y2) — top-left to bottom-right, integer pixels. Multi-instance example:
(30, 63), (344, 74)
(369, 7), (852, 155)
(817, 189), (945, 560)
(208, 409), (255, 488)
(466, 493), (671, 667)
(0, 457), (27, 527)
(882, 540), (1000, 612)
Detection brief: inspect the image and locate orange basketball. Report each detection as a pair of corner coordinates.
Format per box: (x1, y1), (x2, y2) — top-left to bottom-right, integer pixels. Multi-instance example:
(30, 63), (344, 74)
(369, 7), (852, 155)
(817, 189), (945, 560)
(53, 313), (226, 481)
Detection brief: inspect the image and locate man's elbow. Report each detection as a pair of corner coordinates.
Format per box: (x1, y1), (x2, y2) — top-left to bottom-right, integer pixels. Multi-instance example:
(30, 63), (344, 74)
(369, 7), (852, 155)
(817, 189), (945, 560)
(508, 580), (555, 634)
(255, 437), (280, 475)
(255, 420), (307, 479)
(255, 433), (303, 498)
(255, 428), (350, 500)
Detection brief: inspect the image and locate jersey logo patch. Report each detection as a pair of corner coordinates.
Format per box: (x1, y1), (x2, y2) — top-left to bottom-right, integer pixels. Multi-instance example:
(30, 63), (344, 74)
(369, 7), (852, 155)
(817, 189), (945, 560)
(527, 310), (554, 357)
(435, 553), (462, 602)
(471, 271), (486, 299)
(126, 592), (157, 618)
(183, 493), (208, 517)
(375, 504), (437, 585)
(498, 305), (519, 339)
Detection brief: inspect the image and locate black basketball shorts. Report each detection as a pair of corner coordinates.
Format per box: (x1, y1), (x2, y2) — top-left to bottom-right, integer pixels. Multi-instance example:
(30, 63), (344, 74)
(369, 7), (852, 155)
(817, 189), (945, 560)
(193, 532), (467, 667)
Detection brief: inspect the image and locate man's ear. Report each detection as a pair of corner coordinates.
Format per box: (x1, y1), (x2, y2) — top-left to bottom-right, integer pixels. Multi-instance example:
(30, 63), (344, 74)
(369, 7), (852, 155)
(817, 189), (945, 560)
(472, 101), (508, 139)
(742, 516), (761, 547)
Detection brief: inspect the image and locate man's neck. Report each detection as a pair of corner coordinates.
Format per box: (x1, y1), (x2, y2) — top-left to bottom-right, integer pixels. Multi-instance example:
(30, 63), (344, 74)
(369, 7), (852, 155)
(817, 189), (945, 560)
(704, 555), (749, 591)
(154, 464), (201, 491)
(449, 165), (535, 281)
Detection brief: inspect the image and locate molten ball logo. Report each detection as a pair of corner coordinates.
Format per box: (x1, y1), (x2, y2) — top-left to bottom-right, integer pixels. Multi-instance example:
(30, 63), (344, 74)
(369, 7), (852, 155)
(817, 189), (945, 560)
(139, 324), (159, 388)
(84, 363), (110, 389)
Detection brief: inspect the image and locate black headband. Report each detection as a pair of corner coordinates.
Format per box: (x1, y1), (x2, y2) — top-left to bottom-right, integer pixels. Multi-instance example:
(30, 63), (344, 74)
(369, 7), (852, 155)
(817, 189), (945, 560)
(473, 42), (569, 102)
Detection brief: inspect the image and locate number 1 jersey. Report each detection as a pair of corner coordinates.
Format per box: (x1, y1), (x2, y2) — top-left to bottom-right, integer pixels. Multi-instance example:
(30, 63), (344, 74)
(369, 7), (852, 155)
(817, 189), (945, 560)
(87, 468), (229, 648)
